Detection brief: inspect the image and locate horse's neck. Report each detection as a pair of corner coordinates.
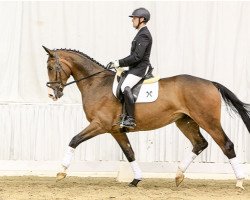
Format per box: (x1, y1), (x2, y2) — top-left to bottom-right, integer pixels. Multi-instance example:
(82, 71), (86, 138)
(69, 56), (113, 95)
(72, 63), (101, 80)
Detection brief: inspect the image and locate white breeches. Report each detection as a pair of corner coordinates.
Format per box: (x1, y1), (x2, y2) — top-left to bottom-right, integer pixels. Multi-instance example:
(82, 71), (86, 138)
(121, 74), (142, 93)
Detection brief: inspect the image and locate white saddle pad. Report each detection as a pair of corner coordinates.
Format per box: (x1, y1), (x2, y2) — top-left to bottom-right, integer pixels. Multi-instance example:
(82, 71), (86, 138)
(112, 75), (159, 103)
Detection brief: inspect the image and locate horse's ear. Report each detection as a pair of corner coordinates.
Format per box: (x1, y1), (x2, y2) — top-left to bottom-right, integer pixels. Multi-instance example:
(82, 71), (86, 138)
(42, 45), (54, 57)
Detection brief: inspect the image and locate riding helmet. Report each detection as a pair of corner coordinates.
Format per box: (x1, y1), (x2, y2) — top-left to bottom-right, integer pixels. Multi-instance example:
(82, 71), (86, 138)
(129, 8), (150, 22)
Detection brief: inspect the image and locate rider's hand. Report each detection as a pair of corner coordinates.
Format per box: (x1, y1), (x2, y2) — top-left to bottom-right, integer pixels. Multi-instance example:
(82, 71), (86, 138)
(106, 60), (120, 69)
(111, 60), (120, 69)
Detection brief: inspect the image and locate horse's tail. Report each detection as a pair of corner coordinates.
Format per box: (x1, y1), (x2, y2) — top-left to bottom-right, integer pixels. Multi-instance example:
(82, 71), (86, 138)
(212, 81), (250, 133)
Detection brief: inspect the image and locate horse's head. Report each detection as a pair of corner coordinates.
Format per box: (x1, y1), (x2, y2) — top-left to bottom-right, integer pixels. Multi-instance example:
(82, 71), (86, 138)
(43, 46), (72, 101)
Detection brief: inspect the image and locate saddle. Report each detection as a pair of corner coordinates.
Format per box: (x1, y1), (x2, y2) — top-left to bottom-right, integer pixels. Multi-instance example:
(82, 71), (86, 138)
(113, 66), (159, 103)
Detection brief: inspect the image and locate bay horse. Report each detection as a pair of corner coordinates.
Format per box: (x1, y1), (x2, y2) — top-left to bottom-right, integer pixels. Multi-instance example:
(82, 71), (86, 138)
(43, 46), (250, 189)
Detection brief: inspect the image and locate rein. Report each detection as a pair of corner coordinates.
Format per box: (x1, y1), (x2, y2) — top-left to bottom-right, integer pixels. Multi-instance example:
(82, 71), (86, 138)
(46, 54), (114, 88)
(63, 69), (108, 87)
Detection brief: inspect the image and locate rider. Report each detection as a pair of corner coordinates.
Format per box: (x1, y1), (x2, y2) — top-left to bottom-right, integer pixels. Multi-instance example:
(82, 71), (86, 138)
(109, 7), (153, 129)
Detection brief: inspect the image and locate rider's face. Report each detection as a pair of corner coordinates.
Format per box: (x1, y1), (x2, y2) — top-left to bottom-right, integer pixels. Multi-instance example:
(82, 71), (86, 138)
(132, 17), (140, 28)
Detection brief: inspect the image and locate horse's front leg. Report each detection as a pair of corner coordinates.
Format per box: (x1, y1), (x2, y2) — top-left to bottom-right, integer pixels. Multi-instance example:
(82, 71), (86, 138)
(111, 132), (142, 187)
(57, 120), (105, 181)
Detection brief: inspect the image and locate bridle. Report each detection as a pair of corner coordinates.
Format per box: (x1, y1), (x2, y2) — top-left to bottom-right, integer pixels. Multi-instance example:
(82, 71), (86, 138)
(46, 53), (114, 89)
(46, 53), (70, 89)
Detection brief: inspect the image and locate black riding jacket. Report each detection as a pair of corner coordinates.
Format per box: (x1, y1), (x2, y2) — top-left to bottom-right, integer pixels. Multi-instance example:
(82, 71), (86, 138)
(118, 26), (152, 77)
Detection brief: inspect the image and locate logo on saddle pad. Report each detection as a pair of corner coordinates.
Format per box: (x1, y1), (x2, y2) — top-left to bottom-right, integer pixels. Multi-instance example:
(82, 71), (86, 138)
(112, 68), (159, 103)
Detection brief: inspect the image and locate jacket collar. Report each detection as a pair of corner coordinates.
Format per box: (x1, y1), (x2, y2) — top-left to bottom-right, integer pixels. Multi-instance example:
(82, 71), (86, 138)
(138, 25), (147, 32)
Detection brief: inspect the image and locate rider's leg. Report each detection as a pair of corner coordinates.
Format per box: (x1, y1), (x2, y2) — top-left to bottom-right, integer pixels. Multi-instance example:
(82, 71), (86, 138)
(121, 74), (142, 93)
(120, 74), (142, 128)
(123, 86), (135, 122)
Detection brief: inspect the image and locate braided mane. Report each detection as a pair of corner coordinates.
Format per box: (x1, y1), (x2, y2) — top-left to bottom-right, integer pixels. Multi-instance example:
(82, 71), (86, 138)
(55, 48), (106, 69)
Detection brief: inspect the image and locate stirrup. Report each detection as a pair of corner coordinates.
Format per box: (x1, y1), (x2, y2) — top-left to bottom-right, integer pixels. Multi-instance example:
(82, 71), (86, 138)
(120, 117), (136, 129)
(120, 123), (136, 129)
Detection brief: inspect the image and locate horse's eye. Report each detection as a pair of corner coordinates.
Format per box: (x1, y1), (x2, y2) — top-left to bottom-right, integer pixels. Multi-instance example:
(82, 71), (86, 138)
(48, 66), (53, 71)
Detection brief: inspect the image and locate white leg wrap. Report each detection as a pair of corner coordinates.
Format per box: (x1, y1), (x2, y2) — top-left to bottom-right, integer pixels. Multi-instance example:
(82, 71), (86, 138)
(179, 152), (197, 172)
(130, 161), (142, 180)
(229, 157), (245, 180)
(61, 146), (75, 169)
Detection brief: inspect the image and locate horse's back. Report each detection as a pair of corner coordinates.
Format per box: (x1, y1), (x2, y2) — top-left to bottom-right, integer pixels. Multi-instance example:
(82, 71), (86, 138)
(159, 74), (217, 93)
(159, 74), (212, 85)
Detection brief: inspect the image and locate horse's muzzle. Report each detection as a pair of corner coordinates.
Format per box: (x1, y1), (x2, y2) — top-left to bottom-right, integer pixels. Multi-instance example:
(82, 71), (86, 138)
(47, 87), (64, 101)
(55, 89), (64, 99)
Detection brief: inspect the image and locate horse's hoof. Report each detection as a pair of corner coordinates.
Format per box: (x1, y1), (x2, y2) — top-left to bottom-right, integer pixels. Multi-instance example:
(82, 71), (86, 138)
(56, 172), (67, 182)
(129, 179), (141, 187)
(175, 173), (185, 187)
(236, 179), (244, 190)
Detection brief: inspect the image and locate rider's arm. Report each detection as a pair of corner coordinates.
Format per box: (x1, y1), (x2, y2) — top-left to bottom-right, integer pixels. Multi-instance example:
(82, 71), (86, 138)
(118, 34), (150, 67)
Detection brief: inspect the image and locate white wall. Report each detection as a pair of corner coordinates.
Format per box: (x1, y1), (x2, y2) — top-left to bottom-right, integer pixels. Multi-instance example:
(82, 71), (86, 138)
(0, 1), (250, 176)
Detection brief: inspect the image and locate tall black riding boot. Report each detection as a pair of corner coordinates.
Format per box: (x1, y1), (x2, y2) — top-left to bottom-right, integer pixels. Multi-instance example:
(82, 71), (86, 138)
(120, 86), (136, 129)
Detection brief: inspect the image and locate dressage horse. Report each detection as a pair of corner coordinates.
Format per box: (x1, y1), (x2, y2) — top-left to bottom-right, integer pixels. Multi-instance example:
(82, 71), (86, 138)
(43, 46), (250, 189)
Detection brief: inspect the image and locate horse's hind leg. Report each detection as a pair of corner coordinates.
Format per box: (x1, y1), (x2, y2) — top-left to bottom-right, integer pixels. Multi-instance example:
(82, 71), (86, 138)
(200, 123), (245, 189)
(111, 132), (142, 187)
(175, 115), (208, 187)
